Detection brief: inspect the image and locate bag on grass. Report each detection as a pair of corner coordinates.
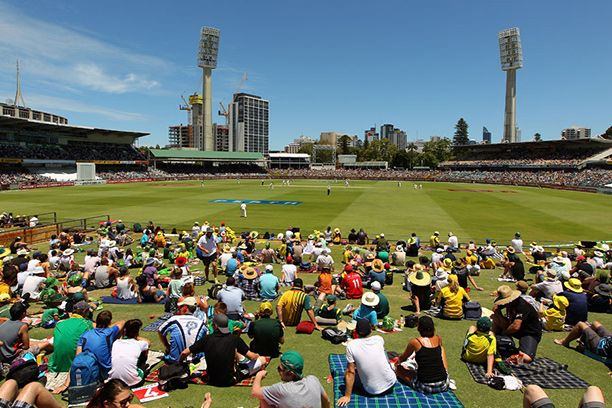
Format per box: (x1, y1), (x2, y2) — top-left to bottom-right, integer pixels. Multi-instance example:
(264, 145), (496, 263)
(322, 328), (348, 344)
(496, 335), (518, 359)
(133, 223), (143, 233)
(7, 352), (41, 388)
(296, 321), (315, 334)
(207, 284), (223, 300)
(70, 351), (100, 387)
(463, 301), (482, 320)
(404, 314), (418, 328)
(385, 270), (394, 285)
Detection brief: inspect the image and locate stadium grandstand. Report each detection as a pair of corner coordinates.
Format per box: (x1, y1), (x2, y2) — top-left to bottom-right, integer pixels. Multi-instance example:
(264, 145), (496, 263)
(147, 148), (266, 176)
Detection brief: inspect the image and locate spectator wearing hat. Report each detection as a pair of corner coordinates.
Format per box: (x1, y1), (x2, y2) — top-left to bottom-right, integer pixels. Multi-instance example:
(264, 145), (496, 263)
(530, 269), (563, 301)
(352, 292), (380, 327)
(368, 260), (386, 289)
(159, 297), (207, 363)
(397, 316), (449, 394)
(559, 278), (588, 326)
(407, 266), (432, 314)
(431, 247), (445, 270)
(182, 314), (266, 387)
(436, 274), (470, 320)
(276, 279), (321, 330)
(447, 232), (458, 252)
(218, 277), (246, 320)
(316, 295), (342, 325)
(49, 301), (94, 372)
(338, 319), (397, 406)
(316, 247), (334, 271)
(238, 267), (260, 301)
(0, 302), (53, 364)
(340, 265), (363, 300)
(259, 265), (280, 300)
(516, 281), (540, 312)
(501, 246), (525, 281)
(196, 227), (219, 283)
(370, 281), (389, 319)
(461, 317), (497, 378)
(491, 285), (542, 363)
(248, 302), (284, 358)
(588, 284), (611, 313)
(540, 295), (569, 331)
(252, 350), (330, 408)
(510, 232), (524, 254)
(280, 255), (297, 286)
(429, 231), (440, 249)
(433, 268), (449, 294)
(571, 255), (595, 280)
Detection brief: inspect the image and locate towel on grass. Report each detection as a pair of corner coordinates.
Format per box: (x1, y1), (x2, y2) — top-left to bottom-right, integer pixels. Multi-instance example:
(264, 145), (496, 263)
(101, 296), (138, 305)
(329, 354), (463, 408)
(465, 357), (589, 389)
(143, 313), (174, 332)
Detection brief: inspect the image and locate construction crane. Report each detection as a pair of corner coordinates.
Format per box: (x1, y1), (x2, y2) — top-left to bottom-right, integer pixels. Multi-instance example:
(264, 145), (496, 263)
(179, 94), (191, 111)
(218, 72), (247, 125)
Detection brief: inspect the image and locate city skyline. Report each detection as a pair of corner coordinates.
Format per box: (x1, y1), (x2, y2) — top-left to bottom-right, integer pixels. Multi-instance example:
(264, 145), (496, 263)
(0, 0), (610, 149)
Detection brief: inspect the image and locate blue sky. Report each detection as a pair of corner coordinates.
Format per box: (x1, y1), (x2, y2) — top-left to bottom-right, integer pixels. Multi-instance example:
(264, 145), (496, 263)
(0, 0), (610, 148)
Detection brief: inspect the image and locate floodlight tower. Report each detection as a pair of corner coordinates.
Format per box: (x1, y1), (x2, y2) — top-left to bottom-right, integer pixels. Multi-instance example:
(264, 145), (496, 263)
(197, 27), (220, 151)
(498, 27), (523, 143)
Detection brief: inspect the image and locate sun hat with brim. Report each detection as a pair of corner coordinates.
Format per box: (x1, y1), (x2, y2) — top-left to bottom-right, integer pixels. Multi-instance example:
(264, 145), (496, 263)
(435, 248), (444, 253)
(494, 285), (521, 306)
(243, 267), (258, 280)
(108, 241), (117, 248)
(552, 256), (565, 264)
(593, 251), (604, 258)
(594, 284), (611, 298)
(68, 273), (83, 287)
(361, 291), (380, 307)
(0, 293), (10, 303)
(435, 269), (448, 281)
(564, 278), (583, 293)
(545, 269), (558, 280)
(372, 259), (384, 272)
(553, 295), (569, 310)
(62, 248), (75, 256)
(174, 257), (187, 267)
(506, 247), (516, 254)
(409, 270), (432, 287)
(0, 247), (10, 259)
(44, 277), (59, 288)
(280, 350), (304, 379)
(145, 257), (156, 266)
(178, 297), (197, 307)
(443, 258), (452, 268)
(223, 245), (231, 253)
(365, 253), (375, 261)
(249, 231), (259, 239)
(17, 249), (29, 256)
(31, 266), (45, 275)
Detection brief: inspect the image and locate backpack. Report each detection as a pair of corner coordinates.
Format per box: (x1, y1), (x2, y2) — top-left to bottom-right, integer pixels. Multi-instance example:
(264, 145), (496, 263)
(322, 328), (348, 345)
(133, 223), (143, 233)
(463, 301), (482, 320)
(207, 284), (223, 300)
(69, 351), (100, 387)
(496, 335), (518, 359)
(404, 314), (419, 328)
(7, 352), (41, 388)
(385, 270), (394, 285)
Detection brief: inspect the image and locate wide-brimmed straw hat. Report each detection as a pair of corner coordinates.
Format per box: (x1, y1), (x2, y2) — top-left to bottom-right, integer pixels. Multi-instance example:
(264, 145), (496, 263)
(243, 267), (258, 280)
(174, 256), (187, 267)
(408, 270), (432, 287)
(594, 284), (611, 298)
(63, 248), (75, 256)
(361, 291), (380, 307)
(564, 278), (583, 293)
(372, 259), (384, 272)
(494, 285), (521, 306)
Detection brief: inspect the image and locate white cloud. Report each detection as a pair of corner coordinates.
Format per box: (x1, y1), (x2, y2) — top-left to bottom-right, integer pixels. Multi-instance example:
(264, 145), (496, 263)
(0, 1), (168, 94)
(27, 94), (145, 122)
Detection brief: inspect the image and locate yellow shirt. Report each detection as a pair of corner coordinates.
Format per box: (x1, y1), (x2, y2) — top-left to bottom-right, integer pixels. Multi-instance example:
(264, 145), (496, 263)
(543, 307), (566, 331)
(438, 286), (470, 319)
(463, 332), (496, 363)
(465, 254), (478, 266)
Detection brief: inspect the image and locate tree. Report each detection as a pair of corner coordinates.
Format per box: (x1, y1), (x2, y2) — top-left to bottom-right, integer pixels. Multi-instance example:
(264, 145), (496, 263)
(422, 138), (452, 167)
(533, 133), (542, 142)
(602, 126), (612, 140)
(338, 135), (351, 155)
(453, 118), (469, 145)
(298, 143), (314, 156)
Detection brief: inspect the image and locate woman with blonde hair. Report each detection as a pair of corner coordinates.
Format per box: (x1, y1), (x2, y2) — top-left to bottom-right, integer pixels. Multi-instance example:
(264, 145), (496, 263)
(436, 274), (470, 319)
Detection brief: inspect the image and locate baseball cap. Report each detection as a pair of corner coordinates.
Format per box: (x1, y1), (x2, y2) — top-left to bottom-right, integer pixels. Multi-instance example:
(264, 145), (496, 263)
(280, 350), (304, 379)
(259, 302), (273, 314)
(213, 313), (230, 334)
(265, 264), (274, 272)
(177, 297), (197, 307)
(370, 281), (382, 291)
(476, 316), (492, 332)
(356, 318), (372, 337)
(293, 278), (304, 288)
(325, 294), (337, 304)
(344, 264), (353, 273)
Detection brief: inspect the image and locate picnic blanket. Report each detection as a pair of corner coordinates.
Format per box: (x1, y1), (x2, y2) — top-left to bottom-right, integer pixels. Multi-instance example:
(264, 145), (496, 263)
(143, 313), (174, 332)
(583, 349), (612, 369)
(101, 296), (138, 305)
(329, 354), (463, 408)
(465, 357), (589, 389)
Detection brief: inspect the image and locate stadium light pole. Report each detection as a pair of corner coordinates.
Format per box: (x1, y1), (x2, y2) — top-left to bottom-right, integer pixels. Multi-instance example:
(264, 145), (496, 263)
(198, 27), (220, 151)
(498, 27), (523, 143)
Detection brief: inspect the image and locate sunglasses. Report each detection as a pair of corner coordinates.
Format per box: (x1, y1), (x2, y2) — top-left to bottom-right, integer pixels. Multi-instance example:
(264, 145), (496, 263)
(116, 393), (134, 407)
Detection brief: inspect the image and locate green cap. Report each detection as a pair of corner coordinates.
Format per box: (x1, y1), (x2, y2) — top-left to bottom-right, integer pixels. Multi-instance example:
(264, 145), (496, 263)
(476, 316), (492, 332)
(326, 294), (337, 304)
(280, 350), (304, 379)
(72, 291), (85, 302)
(44, 277), (59, 288)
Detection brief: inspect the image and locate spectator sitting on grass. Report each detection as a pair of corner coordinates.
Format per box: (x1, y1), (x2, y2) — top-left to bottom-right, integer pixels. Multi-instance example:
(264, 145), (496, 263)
(371, 281), (390, 319)
(315, 295), (342, 325)
(248, 302), (284, 358)
(461, 317), (497, 378)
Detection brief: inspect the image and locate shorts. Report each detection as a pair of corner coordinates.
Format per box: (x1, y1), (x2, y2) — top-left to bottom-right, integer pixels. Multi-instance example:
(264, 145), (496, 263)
(582, 325), (612, 352)
(531, 398), (604, 408)
(411, 376), (449, 394)
(200, 254), (217, 266)
(0, 399), (34, 408)
(518, 335), (541, 358)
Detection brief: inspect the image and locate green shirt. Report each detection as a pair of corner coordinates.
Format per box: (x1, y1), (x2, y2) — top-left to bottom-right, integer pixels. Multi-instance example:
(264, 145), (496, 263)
(49, 317), (94, 372)
(42, 308), (59, 325)
(247, 317), (284, 358)
(375, 292), (390, 319)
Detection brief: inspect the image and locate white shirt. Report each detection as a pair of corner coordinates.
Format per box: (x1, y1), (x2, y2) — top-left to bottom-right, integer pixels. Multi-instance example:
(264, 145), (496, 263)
(240, 203), (247, 210)
(109, 338), (149, 386)
(281, 264), (297, 283)
(431, 252), (443, 265)
(197, 234), (217, 257)
(448, 235), (458, 248)
(316, 254), (334, 269)
(510, 238), (523, 253)
(22, 276), (46, 299)
(191, 226), (201, 237)
(26, 259), (41, 272)
(219, 252), (233, 268)
(29, 217), (38, 227)
(346, 335), (396, 395)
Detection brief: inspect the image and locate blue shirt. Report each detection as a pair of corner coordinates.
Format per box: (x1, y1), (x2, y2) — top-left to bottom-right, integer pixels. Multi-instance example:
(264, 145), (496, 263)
(259, 273), (280, 299)
(352, 305), (378, 326)
(560, 290), (588, 326)
(217, 286), (245, 315)
(368, 271), (386, 287)
(226, 258), (238, 276)
(77, 326), (120, 372)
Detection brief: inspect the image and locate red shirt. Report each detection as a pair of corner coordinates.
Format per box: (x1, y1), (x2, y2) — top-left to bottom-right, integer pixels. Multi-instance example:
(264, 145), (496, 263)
(342, 272), (363, 299)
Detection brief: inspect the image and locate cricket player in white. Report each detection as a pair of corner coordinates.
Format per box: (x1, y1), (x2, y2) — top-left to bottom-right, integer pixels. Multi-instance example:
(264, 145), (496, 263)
(240, 202), (247, 218)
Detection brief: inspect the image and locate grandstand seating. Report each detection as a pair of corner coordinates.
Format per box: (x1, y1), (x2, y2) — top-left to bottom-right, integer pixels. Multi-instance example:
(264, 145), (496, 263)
(0, 142), (145, 161)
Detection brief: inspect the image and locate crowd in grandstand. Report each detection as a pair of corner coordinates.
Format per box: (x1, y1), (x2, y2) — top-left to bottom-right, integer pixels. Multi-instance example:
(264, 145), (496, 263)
(0, 142), (145, 161)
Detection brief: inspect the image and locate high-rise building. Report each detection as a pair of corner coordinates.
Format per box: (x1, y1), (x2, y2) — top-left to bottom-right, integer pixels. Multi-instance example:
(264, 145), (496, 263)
(364, 127), (379, 143)
(561, 127), (591, 140)
(168, 125), (192, 148)
(214, 124), (229, 151)
(482, 127), (492, 144)
(380, 124), (395, 141)
(228, 93), (269, 153)
(393, 129), (407, 150)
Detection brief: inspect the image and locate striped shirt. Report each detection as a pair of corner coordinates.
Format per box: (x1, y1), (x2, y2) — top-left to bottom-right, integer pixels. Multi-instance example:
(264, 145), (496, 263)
(278, 288), (311, 326)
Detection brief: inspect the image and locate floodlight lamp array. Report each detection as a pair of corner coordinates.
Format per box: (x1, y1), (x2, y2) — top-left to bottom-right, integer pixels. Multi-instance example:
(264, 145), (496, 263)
(498, 27), (523, 71)
(198, 27), (221, 68)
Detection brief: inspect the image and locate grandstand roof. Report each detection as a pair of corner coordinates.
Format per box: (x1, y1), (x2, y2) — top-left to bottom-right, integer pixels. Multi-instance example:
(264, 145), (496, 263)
(0, 116), (148, 139)
(454, 138), (611, 152)
(148, 149), (264, 161)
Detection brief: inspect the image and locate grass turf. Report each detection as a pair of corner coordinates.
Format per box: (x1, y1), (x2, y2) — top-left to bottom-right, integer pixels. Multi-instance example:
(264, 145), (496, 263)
(2, 179), (611, 407)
